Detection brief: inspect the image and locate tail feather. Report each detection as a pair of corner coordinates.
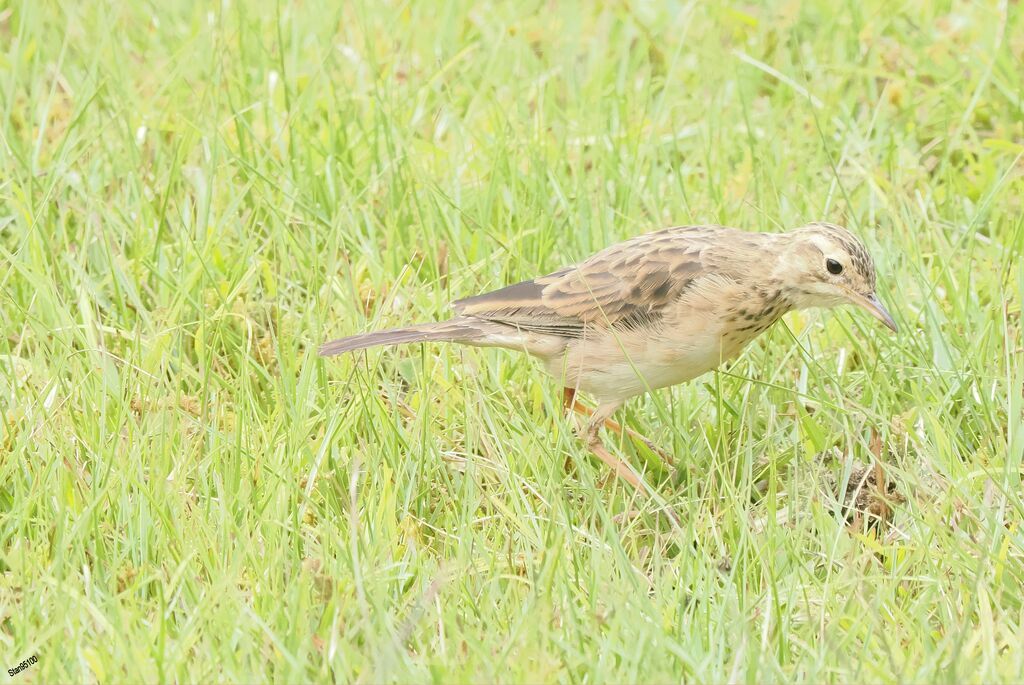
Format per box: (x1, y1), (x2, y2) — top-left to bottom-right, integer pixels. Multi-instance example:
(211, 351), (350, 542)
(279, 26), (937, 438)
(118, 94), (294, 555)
(318, 318), (486, 356)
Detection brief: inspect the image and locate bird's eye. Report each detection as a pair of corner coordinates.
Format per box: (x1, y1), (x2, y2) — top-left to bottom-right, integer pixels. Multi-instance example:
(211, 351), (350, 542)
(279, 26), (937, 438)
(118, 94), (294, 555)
(826, 258), (843, 275)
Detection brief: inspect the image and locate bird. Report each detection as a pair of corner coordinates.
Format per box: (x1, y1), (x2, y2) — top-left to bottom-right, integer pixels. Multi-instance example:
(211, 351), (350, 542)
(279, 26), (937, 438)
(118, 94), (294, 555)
(320, 222), (897, 503)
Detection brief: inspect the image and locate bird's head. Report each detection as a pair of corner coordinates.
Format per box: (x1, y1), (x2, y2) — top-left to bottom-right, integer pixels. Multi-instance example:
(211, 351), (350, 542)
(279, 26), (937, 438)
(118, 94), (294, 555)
(777, 222), (897, 332)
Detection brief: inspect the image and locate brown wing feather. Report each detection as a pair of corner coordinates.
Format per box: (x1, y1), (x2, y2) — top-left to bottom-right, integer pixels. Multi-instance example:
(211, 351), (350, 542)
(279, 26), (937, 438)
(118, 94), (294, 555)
(452, 226), (716, 337)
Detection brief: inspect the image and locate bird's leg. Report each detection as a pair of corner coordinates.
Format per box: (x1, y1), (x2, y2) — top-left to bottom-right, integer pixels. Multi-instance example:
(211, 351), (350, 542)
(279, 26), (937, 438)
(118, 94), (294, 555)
(581, 400), (643, 490)
(580, 401), (681, 526)
(562, 387), (675, 467)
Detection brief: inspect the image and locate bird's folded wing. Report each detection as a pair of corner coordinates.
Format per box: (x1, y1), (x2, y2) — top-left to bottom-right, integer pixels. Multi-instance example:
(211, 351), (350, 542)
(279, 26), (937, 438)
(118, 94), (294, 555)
(452, 228), (709, 337)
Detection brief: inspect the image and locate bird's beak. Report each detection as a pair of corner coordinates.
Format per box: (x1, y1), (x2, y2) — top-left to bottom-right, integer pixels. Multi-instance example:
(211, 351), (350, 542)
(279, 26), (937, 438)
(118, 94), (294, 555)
(847, 291), (898, 333)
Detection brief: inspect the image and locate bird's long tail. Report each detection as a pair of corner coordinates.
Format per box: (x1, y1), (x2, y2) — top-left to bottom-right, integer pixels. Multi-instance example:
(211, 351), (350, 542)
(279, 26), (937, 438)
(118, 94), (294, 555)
(318, 317), (490, 356)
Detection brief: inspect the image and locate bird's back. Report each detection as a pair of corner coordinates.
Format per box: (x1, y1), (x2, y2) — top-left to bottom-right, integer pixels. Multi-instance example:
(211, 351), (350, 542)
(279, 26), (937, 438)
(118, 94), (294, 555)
(453, 225), (774, 337)
(451, 226), (787, 400)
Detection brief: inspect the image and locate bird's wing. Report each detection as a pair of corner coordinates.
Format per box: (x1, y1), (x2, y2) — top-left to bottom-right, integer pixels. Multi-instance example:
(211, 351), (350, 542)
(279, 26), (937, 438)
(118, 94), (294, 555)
(452, 226), (716, 337)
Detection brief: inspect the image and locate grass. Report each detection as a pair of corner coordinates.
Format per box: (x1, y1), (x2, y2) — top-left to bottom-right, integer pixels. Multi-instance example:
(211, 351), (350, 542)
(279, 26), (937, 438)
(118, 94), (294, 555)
(1, 0), (1023, 682)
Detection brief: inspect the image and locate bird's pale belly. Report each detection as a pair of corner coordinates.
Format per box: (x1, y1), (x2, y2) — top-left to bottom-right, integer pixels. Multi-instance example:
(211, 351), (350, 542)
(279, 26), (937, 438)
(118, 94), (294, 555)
(544, 324), (754, 402)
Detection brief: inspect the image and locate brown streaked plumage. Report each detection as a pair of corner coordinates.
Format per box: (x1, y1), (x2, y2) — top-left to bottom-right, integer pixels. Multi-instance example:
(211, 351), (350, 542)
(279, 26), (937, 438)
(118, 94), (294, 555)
(320, 222), (897, 517)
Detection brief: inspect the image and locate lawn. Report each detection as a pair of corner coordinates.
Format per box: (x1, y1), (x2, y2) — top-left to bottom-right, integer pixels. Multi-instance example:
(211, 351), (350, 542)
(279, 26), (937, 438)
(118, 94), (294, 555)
(2, 0), (1023, 682)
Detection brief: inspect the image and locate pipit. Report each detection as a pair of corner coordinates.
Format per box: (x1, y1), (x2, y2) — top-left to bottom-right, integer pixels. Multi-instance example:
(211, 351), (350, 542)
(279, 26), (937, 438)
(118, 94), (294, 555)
(321, 222), (896, 502)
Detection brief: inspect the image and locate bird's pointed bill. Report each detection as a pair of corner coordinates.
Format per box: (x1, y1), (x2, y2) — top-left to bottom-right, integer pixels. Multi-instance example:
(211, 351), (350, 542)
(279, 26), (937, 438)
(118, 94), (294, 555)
(852, 292), (898, 332)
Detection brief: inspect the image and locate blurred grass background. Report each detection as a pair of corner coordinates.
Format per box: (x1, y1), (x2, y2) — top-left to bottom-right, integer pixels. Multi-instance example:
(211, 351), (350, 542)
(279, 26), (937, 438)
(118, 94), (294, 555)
(1, 0), (1023, 681)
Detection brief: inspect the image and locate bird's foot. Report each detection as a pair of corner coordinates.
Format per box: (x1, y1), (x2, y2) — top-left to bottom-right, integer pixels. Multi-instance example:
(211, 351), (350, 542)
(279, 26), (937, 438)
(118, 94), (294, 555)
(586, 437), (681, 527)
